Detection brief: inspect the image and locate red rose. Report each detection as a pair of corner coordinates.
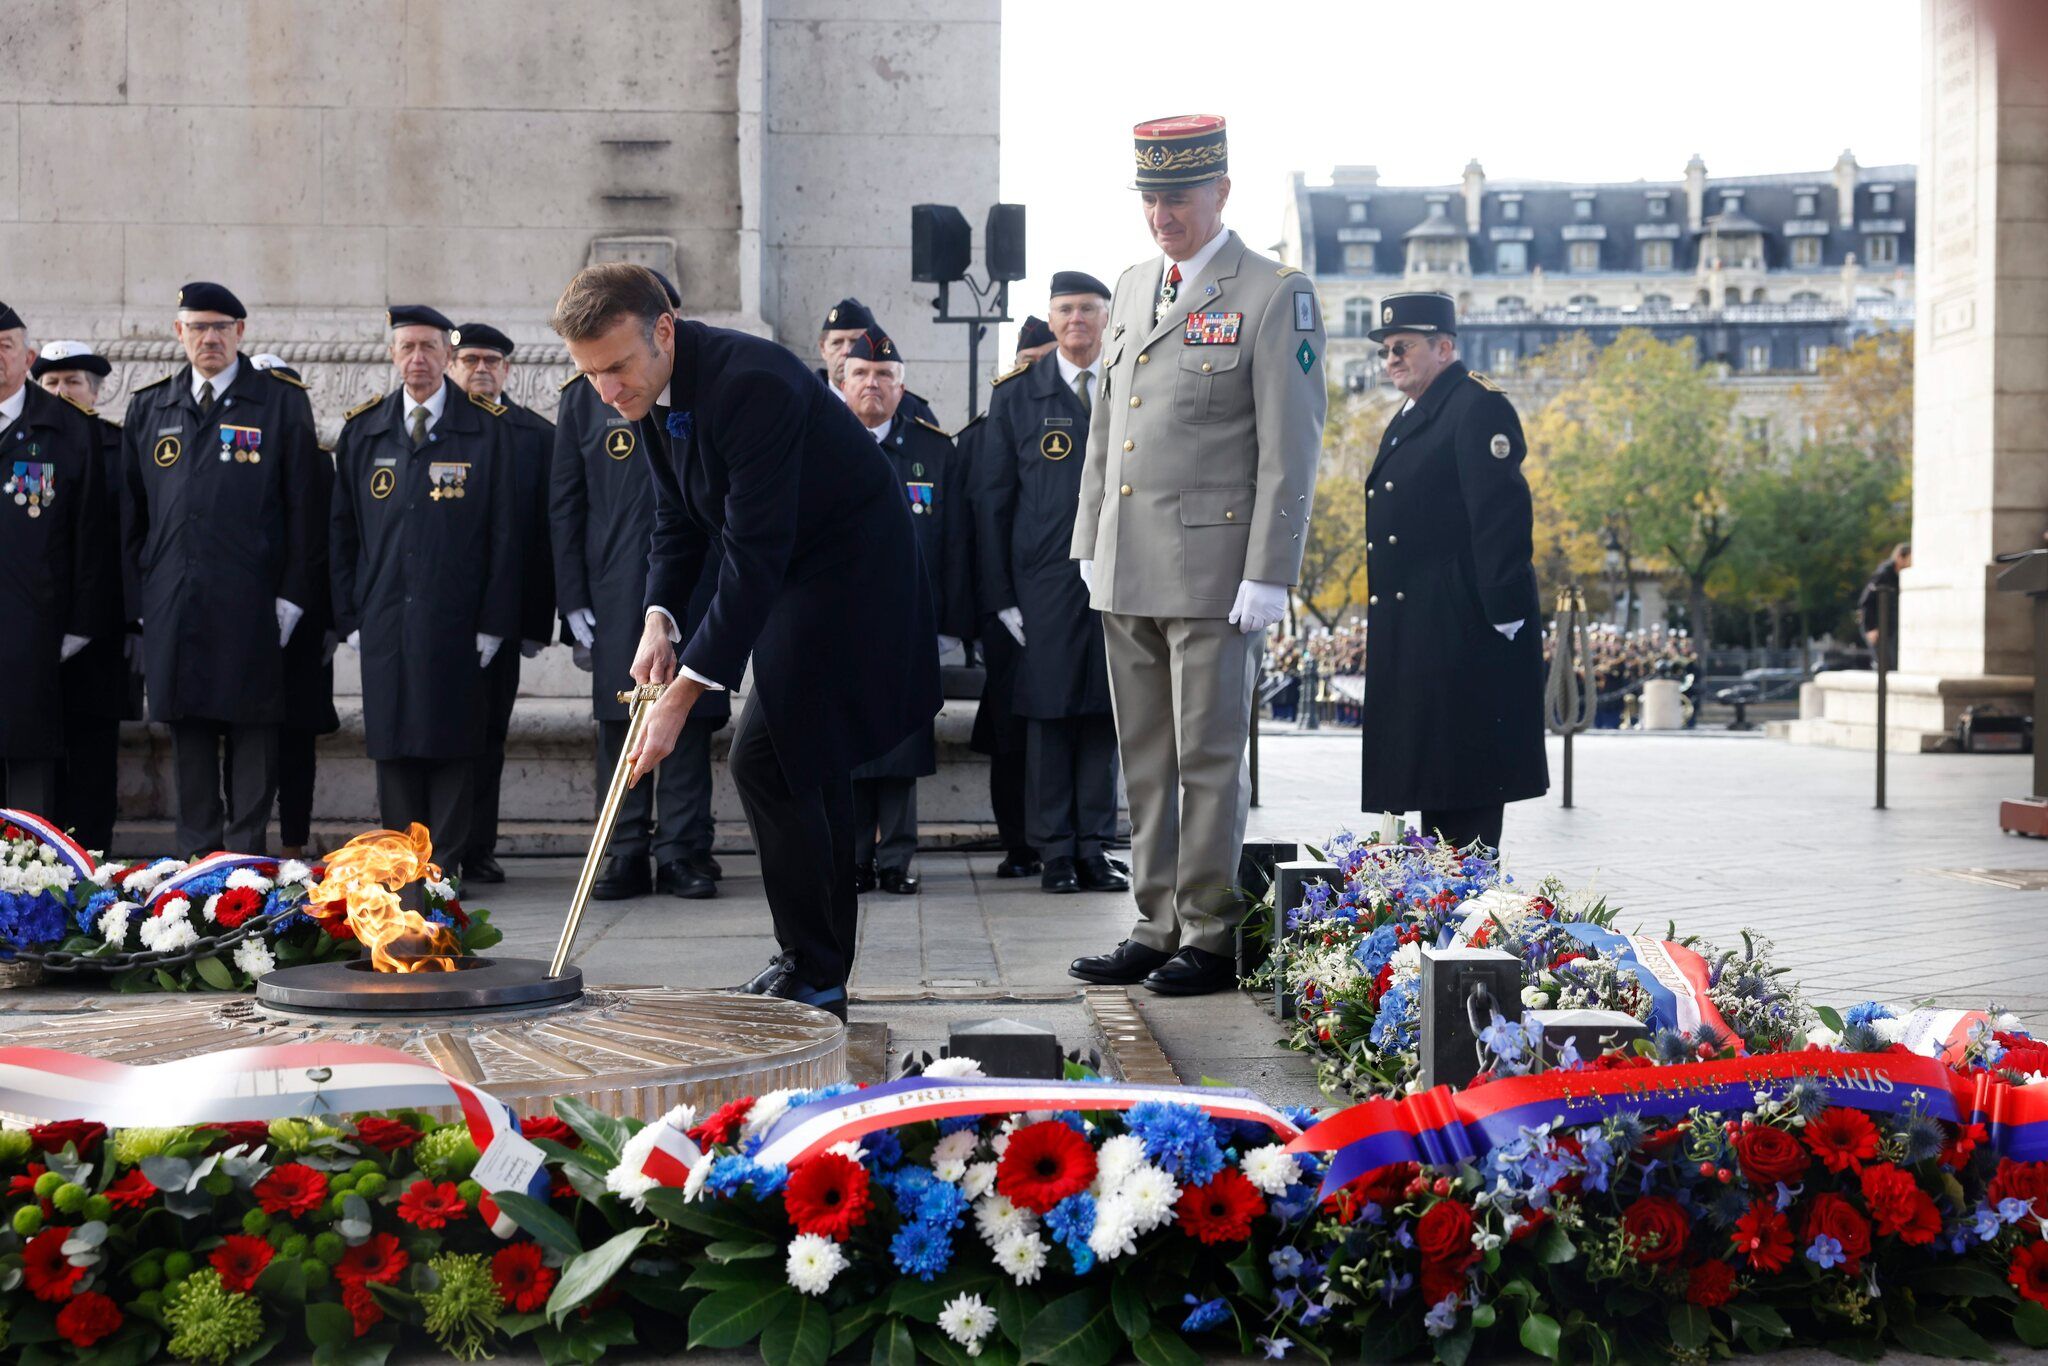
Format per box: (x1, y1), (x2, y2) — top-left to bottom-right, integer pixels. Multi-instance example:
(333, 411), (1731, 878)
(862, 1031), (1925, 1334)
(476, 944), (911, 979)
(1859, 1164), (1941, 1245)
(1414, 1200), (1477, 1265)
(2011, 1241), (2048, 1309)
(342, 1280), (383, 1337)
(1801, 1193), (1872, 1274)
(1175, 1169), (1267, 1245)
(688, 1098), (754, 1148)
(1321, 1161), (1417, 1220)
(105, 1168), (157, 1210)
(1621, 1196), (1689, 1265)
(492, 1242), (556, 1313)
(396, 1179), (469, 1230)
(1804, 1108), (1881, 1174)
(1731, 1199), (1793, 1273)
(29, 1120), (106, 1155)
(1991, 1160), (2048, 1219)
(55, 1291), (123, 1348)
(1686, 1260), (1737, 1307)
(211, 886), (265, 930)
(1732, 1124), (1810, 1188)
(783, 1153), (873, 1241)
(1420, 1260), (1472, 1307)
(209, 1234), (275, 1294)
(520, 1115), (578, 1148)
(254, 1163), (329, 1217)
(352, 1116), (424, 1152)
(335, 1232), (409, 1290)
(23, 1226), (84, 1301)
(994, 1121), (1097, 1215)
(319, 906), (357, 940)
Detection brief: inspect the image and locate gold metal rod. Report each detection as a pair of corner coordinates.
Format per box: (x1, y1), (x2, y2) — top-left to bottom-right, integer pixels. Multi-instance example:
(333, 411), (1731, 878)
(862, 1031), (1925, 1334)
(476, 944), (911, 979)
(549, 682), (668, 977)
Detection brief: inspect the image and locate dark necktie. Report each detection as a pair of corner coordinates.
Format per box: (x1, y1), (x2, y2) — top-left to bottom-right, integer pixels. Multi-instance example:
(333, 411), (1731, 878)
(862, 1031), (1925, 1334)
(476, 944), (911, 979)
(1074, 370), (1092, 419)
(197, 379), (216, 420)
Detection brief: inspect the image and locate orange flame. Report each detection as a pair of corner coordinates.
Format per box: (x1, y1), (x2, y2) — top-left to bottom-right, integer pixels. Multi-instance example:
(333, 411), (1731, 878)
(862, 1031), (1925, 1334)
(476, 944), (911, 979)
(307, 824), (462, 973)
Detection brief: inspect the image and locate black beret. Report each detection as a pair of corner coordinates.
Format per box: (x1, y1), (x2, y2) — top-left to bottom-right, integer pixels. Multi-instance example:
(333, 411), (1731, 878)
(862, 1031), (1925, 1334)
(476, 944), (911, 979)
(450, 322), (515, 356)
(1368, 291), (1457, 342)
(843, 329), (901, 364)
(30, 341), (110, 379)
(386, 304), (455, 332)
(823, 297), (876, 332)
(1016, 315), (1054, 351)
(651, 270), (682, 308)
(1048, 271), (1110, 300)
(176, 281), (246, 319)
(0, 301), (22, 332)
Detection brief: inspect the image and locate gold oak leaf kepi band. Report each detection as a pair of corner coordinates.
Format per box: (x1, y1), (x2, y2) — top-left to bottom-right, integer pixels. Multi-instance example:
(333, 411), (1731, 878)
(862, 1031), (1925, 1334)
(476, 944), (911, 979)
(1131, 114), (1227, 189)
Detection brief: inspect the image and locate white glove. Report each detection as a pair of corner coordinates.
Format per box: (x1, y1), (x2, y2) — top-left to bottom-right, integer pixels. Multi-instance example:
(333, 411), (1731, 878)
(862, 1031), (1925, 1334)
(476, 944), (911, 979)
(478, 634), (502, 668)
(571, 642), (594, 672)
(59, 634), (89, 662)
(1494, 620), (1525, 641)
(936, 634), (964, 665)
(1226, 579), (1288, 635)
(275, 597), (304, 647)
(521, 639), (544, 659)
(997, 607), (1025, 646)
(567, 607), (597, 650)
(347, 630), (361, 651)
(1078, 560), (1094, 592)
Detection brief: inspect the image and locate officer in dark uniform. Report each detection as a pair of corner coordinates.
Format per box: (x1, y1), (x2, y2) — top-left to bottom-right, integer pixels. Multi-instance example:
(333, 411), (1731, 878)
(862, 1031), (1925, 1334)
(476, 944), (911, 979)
(33, 342), (139, 851)
(840, 328), (972, 894)
(552, 358), (729, 903)
(121, 282), (325, 857)
(331, 305), (518, 875)
(817, 296), (944, 428)
(1, 308), (119, 818)
(977, 272), (1128, 895)
(448, 321), (557, 883)
(1358, 292), (1547, 850)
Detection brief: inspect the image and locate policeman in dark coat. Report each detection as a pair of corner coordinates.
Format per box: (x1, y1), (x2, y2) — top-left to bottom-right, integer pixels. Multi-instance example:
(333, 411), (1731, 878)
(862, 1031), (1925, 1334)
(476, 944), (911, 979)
(121, 282), (325, 857)
(1358, 293), (1547, 850)
(977, 273), (1129, 895)
(551, 365), (729, 902)
(0, 308), (118, 817)
(332, 306), (518, 875)
(34, 342), (139, 851)
(448, 321), (558, 884)
(840, 328), (972, 895)
(552, 263), (941, 1021)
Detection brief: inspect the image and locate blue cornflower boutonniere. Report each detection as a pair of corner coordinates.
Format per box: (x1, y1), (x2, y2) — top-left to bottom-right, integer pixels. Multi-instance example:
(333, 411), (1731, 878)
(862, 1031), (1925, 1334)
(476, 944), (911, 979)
(666, 410), (694, 440)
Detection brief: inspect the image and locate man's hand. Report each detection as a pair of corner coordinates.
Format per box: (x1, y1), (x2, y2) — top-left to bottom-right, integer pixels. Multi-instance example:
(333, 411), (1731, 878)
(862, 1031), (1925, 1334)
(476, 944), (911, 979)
(625, 677), (703, 786)
(632, 610), (678, 685)
(567, 608), (597, 650)
(347, 630), (362, 651)
(1226, 580), (1288, 635)
(997, 607), (1026, 647)
(571, 642), (594, 672)
(521, 639), (545, 659)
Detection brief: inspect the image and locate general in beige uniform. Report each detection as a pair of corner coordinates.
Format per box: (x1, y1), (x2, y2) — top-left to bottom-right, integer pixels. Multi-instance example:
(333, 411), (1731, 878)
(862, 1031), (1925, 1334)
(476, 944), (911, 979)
(1069, 114), (1327, 994)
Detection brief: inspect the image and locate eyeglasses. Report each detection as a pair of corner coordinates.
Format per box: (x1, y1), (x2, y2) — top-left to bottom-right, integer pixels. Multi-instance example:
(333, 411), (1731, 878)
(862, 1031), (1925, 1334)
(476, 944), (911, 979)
(1376, 339), (1431, 361)
(181, 321), (238, 336)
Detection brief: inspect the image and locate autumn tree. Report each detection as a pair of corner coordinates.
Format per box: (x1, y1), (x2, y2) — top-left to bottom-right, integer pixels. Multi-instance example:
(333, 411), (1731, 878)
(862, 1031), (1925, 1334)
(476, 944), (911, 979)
(1296, 386), (1399, 628)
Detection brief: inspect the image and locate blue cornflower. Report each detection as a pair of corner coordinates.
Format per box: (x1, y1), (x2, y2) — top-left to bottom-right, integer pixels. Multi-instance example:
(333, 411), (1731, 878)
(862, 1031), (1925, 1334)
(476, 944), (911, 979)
(1844, 1001), (1895, 1029)
(938, 1116), (981, 1137)
(1045, 1193), (1095, 1252)
(1806, 1234), (1845, 1270)
(1126, 1102), (1225, 1183)
(0, 891), (66, 953)
(1181, 1296), (1230, 1333)
(889, 1221), (953, 1281)
(666, 410), (694, 440)
(1423, 1297), (1461, 1336)
(704, 1155), (758, 1196)
(1269, 1246), (1304, 1280)
(77, 888), (119, 933)
(887, 1167), (966, 1230)
(864, 1129), (903, 1171)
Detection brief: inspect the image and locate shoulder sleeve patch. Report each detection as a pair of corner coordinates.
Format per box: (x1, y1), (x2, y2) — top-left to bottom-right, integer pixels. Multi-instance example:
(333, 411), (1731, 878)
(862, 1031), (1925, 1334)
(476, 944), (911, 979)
(58, 393), (97, 416)
(914, 416), (951, 439)
(989, 361), (1029, 388)
(1468, 371), (1506, 393)
(468, 391), (507, 416)
(343, 393), (384, 422)
(1276, 265), (1302, 278)
(135, 372), (174, 393)
(557, 371), (583, 392)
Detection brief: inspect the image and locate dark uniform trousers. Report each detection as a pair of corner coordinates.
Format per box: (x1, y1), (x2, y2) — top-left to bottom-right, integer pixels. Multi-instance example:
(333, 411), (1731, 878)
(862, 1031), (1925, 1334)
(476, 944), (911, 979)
(1419, 805), (1504, 852)
(1, 762), (59, 818)
(727, 701), (857, 990)
(1026, 716), (1118, 862)
(277, 726), (318, 850)
(174, 721), (277, 855)
(473, 647), (521, 861)
(853, 777), (916, 873)
(376, 758), (473, 870)
(991, 751), (1029, 852)
(599, 715), (716, 864)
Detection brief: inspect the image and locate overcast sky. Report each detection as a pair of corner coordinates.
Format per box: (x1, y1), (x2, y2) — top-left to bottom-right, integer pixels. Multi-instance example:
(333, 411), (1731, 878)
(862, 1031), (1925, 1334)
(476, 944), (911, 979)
(996, 0), (1920, 353)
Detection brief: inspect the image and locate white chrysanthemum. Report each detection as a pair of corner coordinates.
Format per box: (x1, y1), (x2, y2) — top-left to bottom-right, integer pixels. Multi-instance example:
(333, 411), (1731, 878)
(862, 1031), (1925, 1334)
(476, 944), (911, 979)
(1520, 984), (1547, 1008)
(233, 940), (277, 979)
(1086, 1194), (1140, 1261)
(225, 868), (274, 894)
(826, 1139), (869, 1162)
(990, 1130), (1011, 1159)
(1119, 1164), (1179, 1233)
(937, 1293), (998, 1355)
(1872, 1017), (1906, 1045)
(681, 1154), (714, 1204)
(121, 859), (184, 896)
(994, 1230), (1048, 1285)
(742, 1090), (796, 1140)
(1806, 1022), (1843, 1049)
(1095, 1133), (1147, 1186)
(137, 904), (196, 953)
(974, 1194), (1036, 1246)
(275, 859), (313, 886)
(606, 1104), (698, 1211)
(1240, 1145), (1303, 1197)
(97, 900), (138, 946)
(961, 1161), (997, 1202)
(933, 1129), (980, 1167)
(1390, 941), (1423, 977)
(0, 859), (72, 896)
(201, 893), (223, 923)
(921, 1055), (986, 1079)
(91, 861), (125, 885)
(785, 1233), (848, 1297)
(426, 877), (458, 901)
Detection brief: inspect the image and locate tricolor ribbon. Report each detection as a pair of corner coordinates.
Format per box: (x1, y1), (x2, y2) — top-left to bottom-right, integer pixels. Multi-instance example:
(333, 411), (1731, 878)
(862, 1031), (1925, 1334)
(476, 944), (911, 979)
(145, 852), (279, 910)
(1291, 1050), (2048, 1199)
(1557, 923), (1736, 1040)
(0, 808), (96, 879)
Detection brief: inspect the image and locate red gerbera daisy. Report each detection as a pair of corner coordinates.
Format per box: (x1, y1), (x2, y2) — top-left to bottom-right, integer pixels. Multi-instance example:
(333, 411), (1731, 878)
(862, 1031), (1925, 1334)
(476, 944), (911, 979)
(1686, 1260), (1738, 1308)
(1941, 1121), (1990, 1169)
(254, 1162), (329, 1217)
(2011, 1241), (2048, 1309)
(23, 1226), (84, 1301)
(782, 1153), (873, 1241)
(104, 1168), (157, 1210)
(1804, 1108), (1881, 1174)
(995, 1120), (1098, 1215)
(1859, 1164), (1942, 1246)
(199, 1121), (272, 1152)
(210, 886), (265, 930)
(1175, 1168), (1267, 1245)
(396, 1179), (469, 1230)
(8, 1161), (47, 1199)
(352, 1116), (423, 1152)
(1730, 1199), (1794, 1273)
(688, 1097), (754, 1148)
(29, 1120), (105, 1155)
(520, 1115), (578, 1148)
(335, 1232), (410, 1289)
(342, 1280), (383, 1336)
(491, 1242), (557, 1313)
(55, 1290), (123, 1349)
(209, 1234), (275, 1293)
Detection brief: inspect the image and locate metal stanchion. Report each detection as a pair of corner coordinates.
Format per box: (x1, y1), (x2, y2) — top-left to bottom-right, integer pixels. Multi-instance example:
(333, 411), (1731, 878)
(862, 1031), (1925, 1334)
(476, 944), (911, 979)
(1302, 657), (1321, 730)
(1544, 588), (1595, 808)
(550, 682), (666, 977)
(1249, 668), (1261, 809)
(1875, 585), (1893, 810)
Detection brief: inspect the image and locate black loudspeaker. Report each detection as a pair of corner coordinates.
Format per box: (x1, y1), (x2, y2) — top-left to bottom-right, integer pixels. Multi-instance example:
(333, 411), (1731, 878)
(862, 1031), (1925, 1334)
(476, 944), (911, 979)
(985, 203), (1027, 282)
(911, 205), (972, 283)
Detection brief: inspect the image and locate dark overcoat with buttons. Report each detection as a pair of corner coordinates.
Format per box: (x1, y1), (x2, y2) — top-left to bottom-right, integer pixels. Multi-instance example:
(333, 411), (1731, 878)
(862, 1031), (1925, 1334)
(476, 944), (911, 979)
(1358, 361), (1548, 812)
(120, 358), (324, 727)
(330, 379), (518, 760)
(1, 385), (118, 759)
(62, 412), (143, 724)
(500, 399), (559, 646)
(956, 412), (1026, 757)
(975, 351), (1112, 718)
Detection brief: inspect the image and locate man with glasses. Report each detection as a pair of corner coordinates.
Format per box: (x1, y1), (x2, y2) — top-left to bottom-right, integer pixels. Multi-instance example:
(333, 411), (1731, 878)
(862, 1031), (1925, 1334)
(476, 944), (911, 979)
(1067, 116), (1327, 996)
(120, 282), (325, 857)
(1357, 292), (1547, 851)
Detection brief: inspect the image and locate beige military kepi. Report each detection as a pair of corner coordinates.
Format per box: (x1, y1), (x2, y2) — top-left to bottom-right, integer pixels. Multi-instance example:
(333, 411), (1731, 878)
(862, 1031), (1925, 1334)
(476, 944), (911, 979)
(1072, 113), (1328, 963)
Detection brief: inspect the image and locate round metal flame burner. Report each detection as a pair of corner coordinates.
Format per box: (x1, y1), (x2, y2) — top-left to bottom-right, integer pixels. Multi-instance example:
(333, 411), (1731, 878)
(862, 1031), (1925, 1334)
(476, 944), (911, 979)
(254, 957), (584, 1016)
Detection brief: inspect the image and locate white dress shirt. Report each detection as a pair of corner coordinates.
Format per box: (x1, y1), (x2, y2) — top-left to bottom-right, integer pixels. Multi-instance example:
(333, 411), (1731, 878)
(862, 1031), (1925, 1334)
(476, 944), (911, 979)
(864, 415), (894, 443)
(193, 358), (239, 405)
(1164, 225), (1232, 296)
(404, 382), (447, 437)
(1055, 349), (1100, 398)
(0, 384), (24, 428)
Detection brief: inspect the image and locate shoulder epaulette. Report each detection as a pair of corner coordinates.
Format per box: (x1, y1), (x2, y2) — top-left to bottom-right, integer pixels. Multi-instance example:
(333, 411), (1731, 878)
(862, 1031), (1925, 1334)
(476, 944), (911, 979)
(557, 371), (582, 392)
(343, 393), (383, 422)
(1276, 266), (1303, 278)
(57, 393), (97, 417)
(990, 361), (1029, 388)
(468, 391), (507, 417)
(1468, 371), (1506, 394)
(914, 416), (951, 439)
(135, 372), (174, 393)
(266, 368), (309, 390)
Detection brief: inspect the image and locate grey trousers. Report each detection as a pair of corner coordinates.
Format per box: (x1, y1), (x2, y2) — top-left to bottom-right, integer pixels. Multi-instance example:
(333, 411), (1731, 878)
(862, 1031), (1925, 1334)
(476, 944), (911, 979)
(1025, 715), (1119, 861)
(375, 758), (474, 874)
(853, 776), (918, 872)
(1100, 613), (1258, 956)
(172, 720), (278, 856)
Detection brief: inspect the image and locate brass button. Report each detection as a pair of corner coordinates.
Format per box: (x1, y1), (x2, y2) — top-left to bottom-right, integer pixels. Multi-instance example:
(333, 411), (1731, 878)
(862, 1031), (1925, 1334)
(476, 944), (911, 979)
(1119, 483), (1132, 496)
(1201, 361), (1212, 373)
(1224, 510), (1235, 520)
(1122, 439), (1134, 452)
(1138, 353), (1150, 364)
(1129, 396), (1142, 408)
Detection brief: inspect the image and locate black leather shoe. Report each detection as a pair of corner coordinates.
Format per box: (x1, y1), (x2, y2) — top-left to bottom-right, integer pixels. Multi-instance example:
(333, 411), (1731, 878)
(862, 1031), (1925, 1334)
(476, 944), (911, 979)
(768, 976), (848, 1022)
(1075, 853), (1130, 893)
(685, 852), (723, 882)
(877, 866), (920, 895)
(1041, 856), (1080, 894)
(995, 849), (1042, 879)
(656, 860), (716, 899)
(1068, 938), (1172, 985)
(737, 951), (794, 995)
(853, 860), (877, 894)
(590, 855), (651, 901)
(1142, 947), (1238, 996)
(464, 854), (506, 884)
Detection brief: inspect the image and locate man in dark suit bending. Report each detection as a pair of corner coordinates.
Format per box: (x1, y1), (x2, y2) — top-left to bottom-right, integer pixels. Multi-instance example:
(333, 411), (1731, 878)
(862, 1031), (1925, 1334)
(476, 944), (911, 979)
(550, 264), (942, 1021)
